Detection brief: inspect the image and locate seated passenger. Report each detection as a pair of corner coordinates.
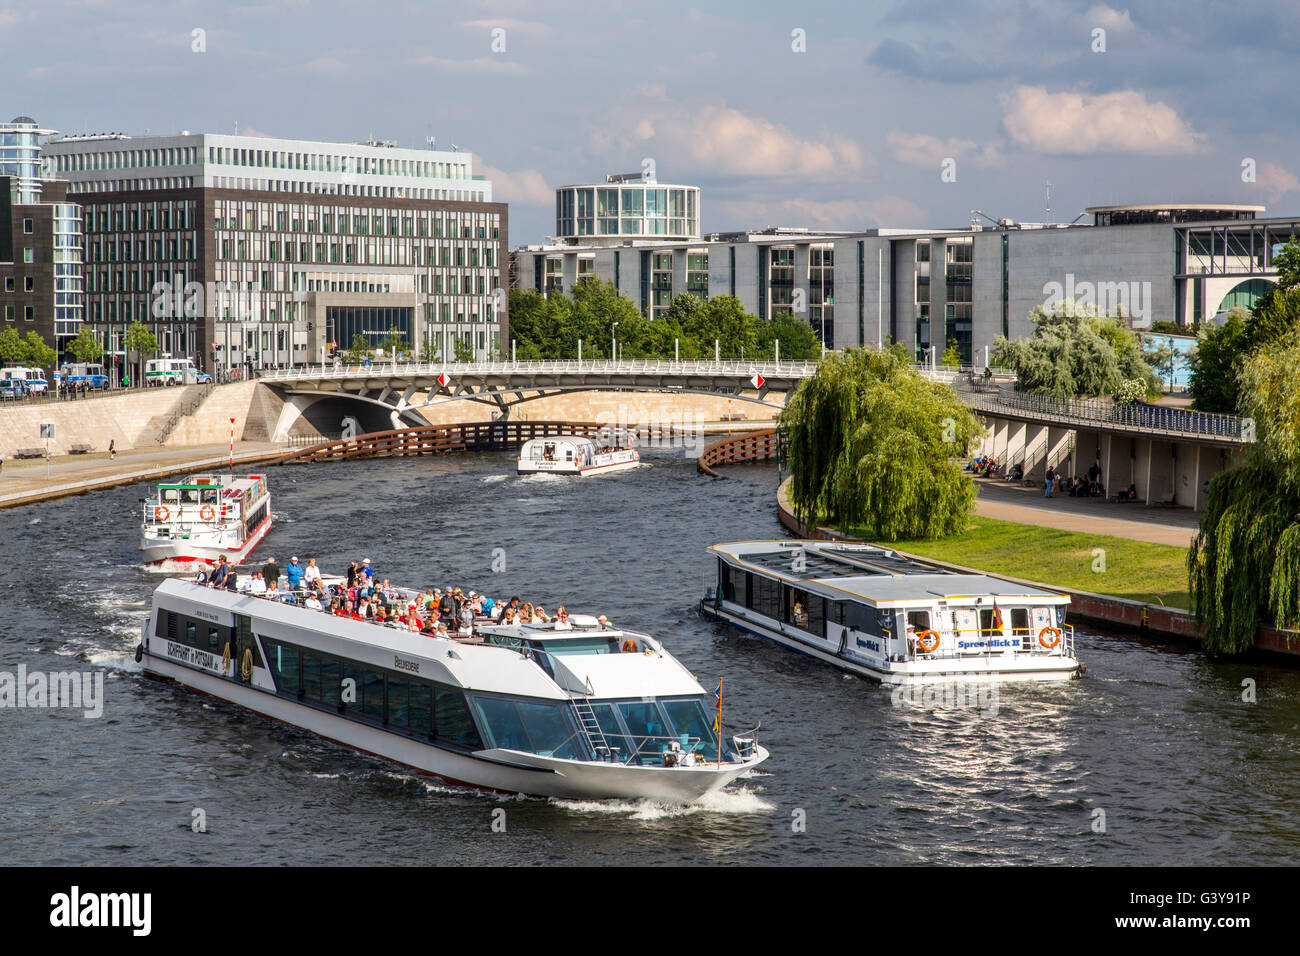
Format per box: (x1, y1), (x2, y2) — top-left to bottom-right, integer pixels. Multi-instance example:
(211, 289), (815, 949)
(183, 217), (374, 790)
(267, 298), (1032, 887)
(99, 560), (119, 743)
(597, 615), (611, 630)
(553, 606), (572, 630)
(481, 595), (496, 618)
(305, 593), (323, 610)
(534, 606), (551, 623)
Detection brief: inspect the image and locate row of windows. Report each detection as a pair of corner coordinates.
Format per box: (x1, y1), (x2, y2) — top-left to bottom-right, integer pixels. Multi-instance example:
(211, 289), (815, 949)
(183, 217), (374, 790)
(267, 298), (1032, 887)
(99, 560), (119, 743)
(260, 637), (483, 749)
(214, 201), (497, 236)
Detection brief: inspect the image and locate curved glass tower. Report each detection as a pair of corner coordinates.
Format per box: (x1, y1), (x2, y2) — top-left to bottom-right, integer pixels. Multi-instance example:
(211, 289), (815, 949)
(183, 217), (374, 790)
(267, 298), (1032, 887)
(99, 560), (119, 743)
(0, 115), (57, 203)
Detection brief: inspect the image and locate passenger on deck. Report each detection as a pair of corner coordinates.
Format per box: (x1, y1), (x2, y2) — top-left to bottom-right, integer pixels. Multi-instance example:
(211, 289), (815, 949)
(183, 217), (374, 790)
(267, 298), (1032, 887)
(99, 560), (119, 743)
(244, 571), (267, 594)
(501, 607), (517, 625)
(481, 595), (496, 618)
(496, 596), (521, 624)
(193, 567), (209, 585)
(208, 556), (231, 589)
(458, 606), (474, 637)
(518, 603), (535, 624)
(553, 606), (572, 630)
(534, 606), (551, 623)
(224, 569), (238, 591)
(435, 622), (450, 639)
(361, 557), (374, 580)
(285, 556), (304, 589)
(304, 592), (323, 611)
(303, 558), (322, 587)
(347, 561), (360, 588)
(262, 557), (280, 590)
(597, 615), (611, 630)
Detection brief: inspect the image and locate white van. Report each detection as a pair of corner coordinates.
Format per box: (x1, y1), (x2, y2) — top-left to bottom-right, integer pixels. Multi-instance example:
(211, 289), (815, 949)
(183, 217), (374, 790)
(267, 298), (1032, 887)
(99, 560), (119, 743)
(1, 366), (49, 395)
(144, 357), (197, 386)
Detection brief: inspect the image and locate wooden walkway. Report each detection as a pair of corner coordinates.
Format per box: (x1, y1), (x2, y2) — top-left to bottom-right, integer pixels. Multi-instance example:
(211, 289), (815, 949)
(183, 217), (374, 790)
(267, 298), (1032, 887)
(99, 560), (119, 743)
(697, 428), (780, 477)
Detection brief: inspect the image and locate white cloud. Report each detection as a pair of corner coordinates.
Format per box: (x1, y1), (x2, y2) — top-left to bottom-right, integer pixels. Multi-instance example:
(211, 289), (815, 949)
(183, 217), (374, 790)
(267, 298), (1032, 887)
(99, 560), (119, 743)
(460, 18), (552, 37)
(1255, 160), (1300, 205)
(886, 131), (1002, 169)
(1000, 85), (1204, 155)
(473, 155), (552, 205)
(414, 55), (525, 76)
(1082, 4), (1136, 34)
(303, 56), (347, 76)
(599, 95), (864, 179)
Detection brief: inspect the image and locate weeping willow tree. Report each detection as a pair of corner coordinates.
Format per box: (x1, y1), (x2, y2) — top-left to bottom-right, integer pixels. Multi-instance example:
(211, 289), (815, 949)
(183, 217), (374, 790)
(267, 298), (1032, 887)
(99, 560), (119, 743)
(1189, 327), (1300, 654)
(780, 345), (981, 540)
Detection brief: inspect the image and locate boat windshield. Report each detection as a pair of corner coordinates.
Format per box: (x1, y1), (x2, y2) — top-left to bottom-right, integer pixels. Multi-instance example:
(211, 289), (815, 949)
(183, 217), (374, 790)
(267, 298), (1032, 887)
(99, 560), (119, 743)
(472, 696), (585, 759)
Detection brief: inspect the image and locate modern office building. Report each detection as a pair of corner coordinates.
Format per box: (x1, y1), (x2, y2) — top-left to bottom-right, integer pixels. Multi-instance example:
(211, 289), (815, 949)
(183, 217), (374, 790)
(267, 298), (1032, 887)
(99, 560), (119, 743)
(0, 117), (84, 360)
(514, 192), (1300, 364)
(42, 130), (507, 377)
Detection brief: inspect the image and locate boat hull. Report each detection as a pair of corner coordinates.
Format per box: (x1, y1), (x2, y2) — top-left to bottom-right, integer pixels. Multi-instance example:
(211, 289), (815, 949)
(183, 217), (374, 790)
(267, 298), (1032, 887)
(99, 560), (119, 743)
(141, 649), (763, 802)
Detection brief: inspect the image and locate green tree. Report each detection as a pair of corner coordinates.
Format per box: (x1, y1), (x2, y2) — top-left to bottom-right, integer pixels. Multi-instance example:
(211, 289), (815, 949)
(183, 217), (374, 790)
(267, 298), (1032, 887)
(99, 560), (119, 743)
(22, 332), (56, 369)
(124, 321), (158, 386)
(453, 336), (476, 363)
(757, 314), (821, 360)
(344, 333), (370, 363)
(0, 327), (24, 364)
(940, 337), (962, 367)
(1188, 308), (1247, 412)
(67, 328), (104, 364)
(419, 339), (441, 363)
(780, 345), (980, 540)
(1190, 326), (1300, 654)
(992, 302), (1158, 398)
(378, 326), (407, 358)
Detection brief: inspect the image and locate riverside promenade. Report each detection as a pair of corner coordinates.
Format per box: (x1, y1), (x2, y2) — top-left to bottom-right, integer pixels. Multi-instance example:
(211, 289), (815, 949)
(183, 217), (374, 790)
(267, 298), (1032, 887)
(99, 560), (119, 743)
(0, 442), (285, 510)
(972, 477), (1200, 547)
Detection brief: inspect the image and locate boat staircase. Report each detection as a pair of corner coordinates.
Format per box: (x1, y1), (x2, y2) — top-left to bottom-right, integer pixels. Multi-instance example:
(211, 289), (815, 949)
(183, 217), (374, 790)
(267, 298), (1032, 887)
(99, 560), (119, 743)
(573, 697), (617, 762)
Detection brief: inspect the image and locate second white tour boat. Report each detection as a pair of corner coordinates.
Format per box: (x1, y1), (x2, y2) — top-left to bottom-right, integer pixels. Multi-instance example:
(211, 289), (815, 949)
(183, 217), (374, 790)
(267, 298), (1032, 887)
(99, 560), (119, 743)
(139, 473), (272, 566)
(138, 577), (766, 802)
(701, 539), (1081, 684)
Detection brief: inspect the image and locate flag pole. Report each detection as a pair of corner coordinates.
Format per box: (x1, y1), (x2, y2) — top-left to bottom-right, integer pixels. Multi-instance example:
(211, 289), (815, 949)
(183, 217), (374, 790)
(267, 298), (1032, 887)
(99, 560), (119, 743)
(717, 677), (723, 766)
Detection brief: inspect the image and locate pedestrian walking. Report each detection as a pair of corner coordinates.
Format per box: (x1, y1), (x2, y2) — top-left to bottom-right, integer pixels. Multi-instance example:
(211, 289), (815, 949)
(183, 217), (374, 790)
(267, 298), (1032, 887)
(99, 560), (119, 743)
(1044, 466), (1054, 498)
(109, 439), (116, 460)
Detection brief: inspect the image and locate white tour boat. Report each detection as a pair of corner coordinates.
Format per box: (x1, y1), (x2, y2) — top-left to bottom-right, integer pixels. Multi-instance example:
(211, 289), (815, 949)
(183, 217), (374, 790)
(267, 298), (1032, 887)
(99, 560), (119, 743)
(139, 474), (272, 566)
(701, 539), (1081, 684)
(516, 436), (640, 477)
(138, 579), (767, 802)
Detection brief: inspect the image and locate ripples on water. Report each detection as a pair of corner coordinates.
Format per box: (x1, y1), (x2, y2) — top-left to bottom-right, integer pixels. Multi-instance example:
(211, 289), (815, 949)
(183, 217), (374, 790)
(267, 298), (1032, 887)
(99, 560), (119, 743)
(1, 449), (1298, 865)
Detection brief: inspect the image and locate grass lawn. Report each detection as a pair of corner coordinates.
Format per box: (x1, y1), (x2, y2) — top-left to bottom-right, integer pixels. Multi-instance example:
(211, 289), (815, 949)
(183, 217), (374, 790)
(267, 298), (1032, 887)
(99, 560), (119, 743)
(839, 515), (1191, 609)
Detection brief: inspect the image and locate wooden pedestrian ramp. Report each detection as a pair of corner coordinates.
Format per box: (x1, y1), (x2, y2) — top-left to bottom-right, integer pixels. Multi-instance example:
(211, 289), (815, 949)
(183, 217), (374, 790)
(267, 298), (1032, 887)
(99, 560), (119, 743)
(697, 428), (781, 477)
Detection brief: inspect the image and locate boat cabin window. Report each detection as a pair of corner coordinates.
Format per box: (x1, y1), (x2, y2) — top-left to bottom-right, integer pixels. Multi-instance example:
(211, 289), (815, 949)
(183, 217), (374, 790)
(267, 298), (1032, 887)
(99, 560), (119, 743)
(784, 587), (824, 637)
(1011, 607), (1030, 643)
(750, 573), (781, 619)
(906, 610), (931, 632)
(978, 608), (1005, 637)
(564, 446), (573, 461)
(472, 696), (583, 759)
(543, 442), (556, 461)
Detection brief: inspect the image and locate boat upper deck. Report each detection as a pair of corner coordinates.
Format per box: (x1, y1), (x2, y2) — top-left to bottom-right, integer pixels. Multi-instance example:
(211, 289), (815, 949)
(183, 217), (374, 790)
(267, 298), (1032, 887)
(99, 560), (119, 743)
(150, 577), (705, 701)
(709, 539), (1068, 608)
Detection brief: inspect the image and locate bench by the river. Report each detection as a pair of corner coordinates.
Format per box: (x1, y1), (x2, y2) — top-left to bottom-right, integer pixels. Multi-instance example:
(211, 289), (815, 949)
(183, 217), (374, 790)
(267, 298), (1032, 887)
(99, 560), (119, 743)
(13, 447), (47, 459)
(68, 443), (94, 455)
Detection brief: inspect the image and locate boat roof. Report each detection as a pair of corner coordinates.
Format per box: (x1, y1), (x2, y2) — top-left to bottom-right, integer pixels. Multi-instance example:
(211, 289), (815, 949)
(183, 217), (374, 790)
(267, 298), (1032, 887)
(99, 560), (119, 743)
(519, 435), (594, 447)
(709, 540), (1068, 607)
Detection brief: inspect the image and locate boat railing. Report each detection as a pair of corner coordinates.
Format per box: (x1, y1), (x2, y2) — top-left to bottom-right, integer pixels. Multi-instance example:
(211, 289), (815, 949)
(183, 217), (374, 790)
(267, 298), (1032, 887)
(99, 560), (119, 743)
(904, 623), (1076, 662)
(596, 731), (711, 765)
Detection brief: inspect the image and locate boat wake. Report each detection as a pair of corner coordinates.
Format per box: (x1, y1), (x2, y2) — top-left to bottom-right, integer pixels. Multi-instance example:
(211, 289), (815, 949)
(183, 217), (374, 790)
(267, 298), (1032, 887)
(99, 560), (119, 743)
(551, 784), (773, 820)
(142, 558), (206, 575)
(480, 474), (509, 484)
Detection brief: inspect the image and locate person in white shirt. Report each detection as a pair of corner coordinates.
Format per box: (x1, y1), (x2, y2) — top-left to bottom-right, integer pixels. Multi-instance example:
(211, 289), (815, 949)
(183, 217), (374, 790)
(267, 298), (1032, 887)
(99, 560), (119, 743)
(245, 572), (267, 595)
(303, 558), (322, 586)
(553, 606), (573, 630)
(304, 594), (323, 610)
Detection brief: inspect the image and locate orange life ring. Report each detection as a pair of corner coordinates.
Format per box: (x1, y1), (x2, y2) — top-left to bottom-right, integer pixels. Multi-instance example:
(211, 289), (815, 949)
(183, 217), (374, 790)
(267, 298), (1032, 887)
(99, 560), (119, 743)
(1038, 626), (1062, 649)
(155, 505), (170, 522)
(199, 504), (216, 521)
(915, 629), (941, 653)
(621, 639), (638, 653)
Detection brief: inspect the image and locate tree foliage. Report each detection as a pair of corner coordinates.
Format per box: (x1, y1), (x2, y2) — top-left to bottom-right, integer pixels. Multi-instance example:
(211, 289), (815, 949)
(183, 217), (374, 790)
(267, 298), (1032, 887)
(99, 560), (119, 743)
(345, 333), (370, 363)
(1190, 327), (1300, 654)
(992, 302), (1158, 398)
(67, 328), (104, 364)
(507, 281), (823, 361)
(1187, 307), (1247, 412)
(780, 345), (980, 540)
(0, 327), (58, 367)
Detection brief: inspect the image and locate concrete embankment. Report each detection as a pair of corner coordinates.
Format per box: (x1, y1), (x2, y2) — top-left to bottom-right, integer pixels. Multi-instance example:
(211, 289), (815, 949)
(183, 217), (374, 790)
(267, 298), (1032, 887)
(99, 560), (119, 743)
(773, 478), (1300, 661)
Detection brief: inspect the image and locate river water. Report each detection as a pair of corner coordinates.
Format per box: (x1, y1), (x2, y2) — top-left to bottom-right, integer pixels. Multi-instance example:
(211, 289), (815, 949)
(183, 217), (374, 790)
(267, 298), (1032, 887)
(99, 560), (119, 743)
(2, 448), (1298, 865)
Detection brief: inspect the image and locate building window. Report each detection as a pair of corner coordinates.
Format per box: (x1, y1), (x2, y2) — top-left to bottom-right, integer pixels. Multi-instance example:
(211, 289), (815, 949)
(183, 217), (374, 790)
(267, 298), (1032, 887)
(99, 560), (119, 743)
(24, 306), (34, 321)
(22, 218), (33, 234)
(24, 277), (34, 292)
(23, 249), (34, 264)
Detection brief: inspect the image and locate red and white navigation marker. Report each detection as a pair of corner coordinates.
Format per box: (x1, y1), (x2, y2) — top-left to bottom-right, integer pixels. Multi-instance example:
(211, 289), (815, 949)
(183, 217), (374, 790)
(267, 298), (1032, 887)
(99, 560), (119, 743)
(751, 372), (765, 390)
(437, 372), (450, 388)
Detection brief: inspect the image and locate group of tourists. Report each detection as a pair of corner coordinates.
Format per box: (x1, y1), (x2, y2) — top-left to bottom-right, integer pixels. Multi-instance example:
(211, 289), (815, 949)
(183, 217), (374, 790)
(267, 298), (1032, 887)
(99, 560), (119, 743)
(194, 553), (611, 639)
(1043, 462), (1106, 499)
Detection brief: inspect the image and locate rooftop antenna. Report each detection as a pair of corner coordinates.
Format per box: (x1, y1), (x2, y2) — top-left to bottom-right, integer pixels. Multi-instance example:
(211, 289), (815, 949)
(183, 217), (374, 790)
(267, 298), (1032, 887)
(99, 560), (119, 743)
(1045, 180), (1052, 224)
(234, 120), (239, 135)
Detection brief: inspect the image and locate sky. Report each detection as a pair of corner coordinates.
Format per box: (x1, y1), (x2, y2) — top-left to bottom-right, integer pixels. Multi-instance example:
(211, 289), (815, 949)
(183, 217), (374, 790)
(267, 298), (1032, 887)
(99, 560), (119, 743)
(5, 0), (1298, 245)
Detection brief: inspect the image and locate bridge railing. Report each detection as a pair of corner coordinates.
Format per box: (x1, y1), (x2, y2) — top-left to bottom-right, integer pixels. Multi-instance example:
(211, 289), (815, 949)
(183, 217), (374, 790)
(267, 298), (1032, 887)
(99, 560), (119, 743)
(964, 386), (1246, 440)
(259, 359), (822, 381)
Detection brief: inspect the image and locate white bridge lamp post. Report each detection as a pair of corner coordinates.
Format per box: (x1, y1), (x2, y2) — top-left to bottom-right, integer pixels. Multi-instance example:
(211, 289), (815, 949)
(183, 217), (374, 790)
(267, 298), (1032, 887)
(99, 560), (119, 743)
(611, 321), (618, 363)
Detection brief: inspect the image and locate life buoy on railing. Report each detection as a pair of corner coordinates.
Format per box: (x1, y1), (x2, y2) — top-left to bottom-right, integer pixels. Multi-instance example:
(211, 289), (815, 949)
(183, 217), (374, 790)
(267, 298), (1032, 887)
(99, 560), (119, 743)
(1038, 626), (1062, 649)
(155, 505), (170, 522)
(621, 639), (638, 653)
(915, 629), (941, 654)
(199, 505), (216, 521)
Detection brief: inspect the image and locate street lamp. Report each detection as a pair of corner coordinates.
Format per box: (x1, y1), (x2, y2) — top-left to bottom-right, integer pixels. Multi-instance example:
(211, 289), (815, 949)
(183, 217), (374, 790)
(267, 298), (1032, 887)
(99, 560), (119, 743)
(611, 321), (618, 363)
